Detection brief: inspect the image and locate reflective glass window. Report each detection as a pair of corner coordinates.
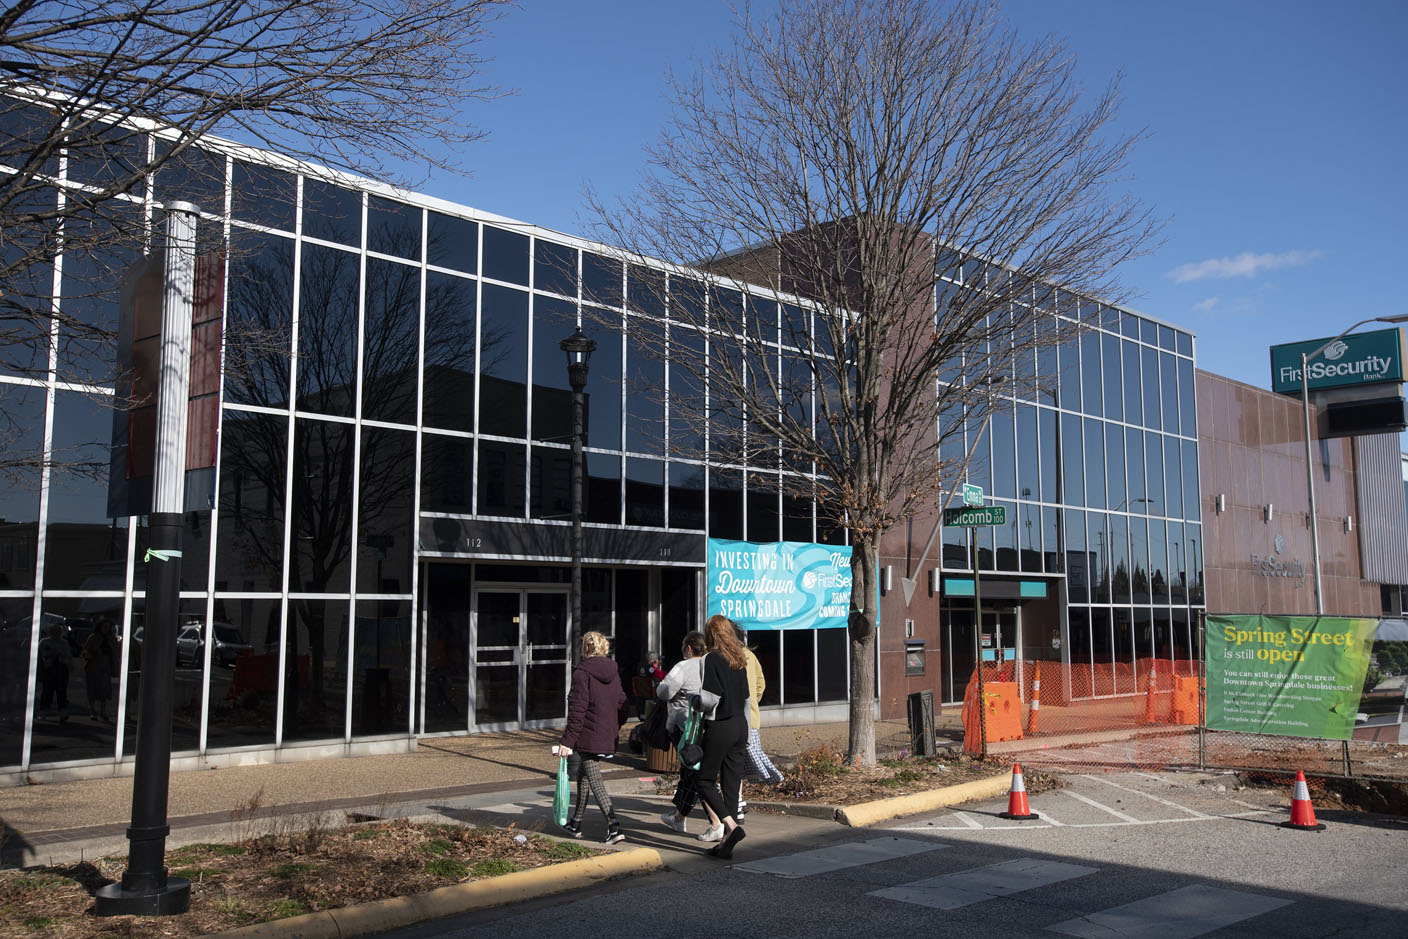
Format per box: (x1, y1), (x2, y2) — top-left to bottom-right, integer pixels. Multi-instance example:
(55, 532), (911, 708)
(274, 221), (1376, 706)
(1129, 517), (1150, 605)
(1188, 522), (1204, 605)
(207, 596), (280, 748)
(1090, 511), (1109, 603)
(1091, 608), (1114, 686)
(1145, 433), (1164, 514)
(233, 161), (296, 230)
(1042, 504), (1061, 573)
(361, 258), (419, 426)
(582, 317), (623, 451)
(1121, 339), (1142, 425)
(669, 462), (707, 531)
(420, 432), (473, 514)
(290, 419), (354, 592)
(530, 295), (577, 444)
(783, 630), (816, 704)
(1035, 332), (1058, 404)
(709, 467), (744, 539)
(60, 206), (141, 384)
(1102, 333), (1123, 422)
(671, 326), (706, 456)
(367, 196), (421, 261)
(224, 231), (294, 407)
(1158, 324), (1176, 351)
(1176, 331), (1193, 357)
(782, 487), (813, 541)
(478, 285), (528, 438)
(1018, 501), (1041, 572)
(1065, 508), (1087, 602)
(526, 445), (571, 523)
(1178, 358), (1197, 436)
(582, 252), (622, 308)
(422, 272), (477, 433)
(477, 441), (526, 517)
(0, 187), (58, 380)
(282, 597), (349, 742)
(1125, 428), (1145, 508)
(350, 598), (411, 736)
(1153, 607), (1173, 663)
(1182, 440), (1200, 521)
(1140, 317), (1158, 345)
(1141, 345), (1160, 430)
(1081, 330), (1102, 417)
(1038, 407), (1057, 503)
(1058, 335), (1080, 412)
(1134, 605), (1153, 660)
(1105, 424), (1125, 511)
(626, 458), (665, 527)
(1168, 520), (1186, 603)
(0, 383), (45, 591)
(481, 225), (529, 285)
(215, 410), (287, 592)
(534, 240), (576, 297)
(991, 403), (1016, 500)
(1069, 608), (1092, 687)
(1160, 352), (1179, 431)
(747, 474), (780, 542)
(994, 499), (1017, 570)
(752, 630), (782, 706)
(45, 391), (129, 590)
(1110, 514), (1131, 604)
(357, 428), (414, 594)
(627, 317), (665, 456)
(303, 178), (362, 246)
(1016, 404), (1038, 502)
(420, 563), (470, 734)
(117, 598), (208, 759)
(2, 100), (63, 177)
(1114, 606), (1136, 693)
(1061, 413), (1084, 506)
(154, 143), (225, 215)
(1083, 418), (1105, 509)
(297, 243), (360, 417)
(585, 451), (621, 524)
(427, 212), (477, 274)
(1163, 437), (1183, 519)
(1149, 518), (1169, 604)
(817, 628), (848, 702)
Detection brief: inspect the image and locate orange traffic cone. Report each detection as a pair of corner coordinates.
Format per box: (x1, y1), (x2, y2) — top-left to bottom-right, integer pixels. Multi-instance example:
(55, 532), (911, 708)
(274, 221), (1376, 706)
(1281, 770), (1325, 831)
(1000, 763), (1039, 820)
(1027, 662), (1041, 734)
(1141, 663), (1157, 724)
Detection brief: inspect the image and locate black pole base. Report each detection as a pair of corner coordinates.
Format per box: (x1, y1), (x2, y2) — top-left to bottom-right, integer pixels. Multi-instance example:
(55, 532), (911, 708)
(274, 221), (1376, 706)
(94, 877), (191, 916)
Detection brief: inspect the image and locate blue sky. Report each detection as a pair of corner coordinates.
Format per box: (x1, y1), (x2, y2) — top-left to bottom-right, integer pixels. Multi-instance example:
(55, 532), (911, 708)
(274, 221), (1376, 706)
(406, 0), (1407, 392)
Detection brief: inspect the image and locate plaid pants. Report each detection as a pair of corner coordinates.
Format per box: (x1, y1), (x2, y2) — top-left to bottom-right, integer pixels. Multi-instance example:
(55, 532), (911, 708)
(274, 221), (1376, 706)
(743, 728), (783, 784)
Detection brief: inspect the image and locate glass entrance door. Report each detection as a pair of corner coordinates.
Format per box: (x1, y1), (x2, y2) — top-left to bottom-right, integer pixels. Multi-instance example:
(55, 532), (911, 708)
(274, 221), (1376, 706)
(470, 589), (569, 731)
(941, 604), (1023, 705)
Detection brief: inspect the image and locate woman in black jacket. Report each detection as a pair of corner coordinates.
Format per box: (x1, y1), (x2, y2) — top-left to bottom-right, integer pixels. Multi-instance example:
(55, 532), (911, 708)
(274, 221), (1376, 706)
(556, 630), (628, 843)
(694, 613), (752, 859)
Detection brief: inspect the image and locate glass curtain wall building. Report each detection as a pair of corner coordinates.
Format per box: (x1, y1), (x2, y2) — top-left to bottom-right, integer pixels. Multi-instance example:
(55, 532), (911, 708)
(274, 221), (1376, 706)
(0, 124), (852, 777)
(911, 264), (1206, 708)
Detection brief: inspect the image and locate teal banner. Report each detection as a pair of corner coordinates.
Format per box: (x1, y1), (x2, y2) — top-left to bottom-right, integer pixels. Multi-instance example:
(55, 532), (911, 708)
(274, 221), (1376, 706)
(706, 539), (852, 629)
(1206, 614), (1377, 740)
(1269, 328), (1406, 395)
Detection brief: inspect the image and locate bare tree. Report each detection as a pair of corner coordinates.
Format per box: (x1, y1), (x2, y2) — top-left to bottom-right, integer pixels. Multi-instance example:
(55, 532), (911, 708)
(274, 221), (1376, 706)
(590, 0), (1159, 763)
(0, 0), (508, 420)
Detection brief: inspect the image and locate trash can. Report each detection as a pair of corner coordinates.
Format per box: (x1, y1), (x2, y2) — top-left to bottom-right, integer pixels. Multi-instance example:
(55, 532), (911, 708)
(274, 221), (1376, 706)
(907, 689), (935, 757)
(645, 743), (680, 773)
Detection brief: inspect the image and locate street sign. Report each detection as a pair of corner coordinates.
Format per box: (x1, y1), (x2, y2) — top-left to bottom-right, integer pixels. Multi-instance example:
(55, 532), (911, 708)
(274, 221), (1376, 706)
(943, 505), (1007, 527)
(962, 483), (983, 506)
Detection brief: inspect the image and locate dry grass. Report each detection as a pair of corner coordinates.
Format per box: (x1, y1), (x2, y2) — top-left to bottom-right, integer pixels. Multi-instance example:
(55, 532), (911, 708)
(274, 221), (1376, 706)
(0, 816), (602, 939)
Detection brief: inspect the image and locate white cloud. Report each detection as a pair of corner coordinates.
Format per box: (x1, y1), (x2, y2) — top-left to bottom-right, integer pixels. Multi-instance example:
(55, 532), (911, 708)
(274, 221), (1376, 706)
(1168, 249), (1325, 284)
(1192, 297), (1219, 312)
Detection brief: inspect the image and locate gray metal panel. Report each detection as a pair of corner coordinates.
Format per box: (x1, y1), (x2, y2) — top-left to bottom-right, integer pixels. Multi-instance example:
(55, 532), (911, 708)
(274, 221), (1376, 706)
(1354, 433), (1408, 583)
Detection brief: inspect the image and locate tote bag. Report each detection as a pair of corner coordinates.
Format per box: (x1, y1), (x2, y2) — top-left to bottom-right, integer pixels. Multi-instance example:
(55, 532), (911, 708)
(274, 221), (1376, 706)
(553, 756), (570, 826)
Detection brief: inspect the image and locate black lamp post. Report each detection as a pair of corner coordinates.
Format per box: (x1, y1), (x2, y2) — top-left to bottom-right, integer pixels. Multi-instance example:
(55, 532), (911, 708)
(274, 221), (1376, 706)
(560, 328), (595, 662)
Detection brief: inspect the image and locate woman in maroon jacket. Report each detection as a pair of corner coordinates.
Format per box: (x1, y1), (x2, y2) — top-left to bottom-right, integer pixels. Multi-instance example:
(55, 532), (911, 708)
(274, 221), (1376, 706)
(556, 630), (629, 843)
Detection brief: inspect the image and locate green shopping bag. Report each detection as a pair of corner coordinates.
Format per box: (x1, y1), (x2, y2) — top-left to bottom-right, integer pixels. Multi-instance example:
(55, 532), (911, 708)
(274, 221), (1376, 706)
(553, 756), (570, 826)
(678, 703), (703, 771)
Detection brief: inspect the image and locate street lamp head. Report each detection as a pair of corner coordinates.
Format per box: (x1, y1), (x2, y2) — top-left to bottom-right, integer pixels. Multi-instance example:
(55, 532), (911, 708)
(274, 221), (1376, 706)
(560, 328), (597, 367)
(560, 328), (596, 391)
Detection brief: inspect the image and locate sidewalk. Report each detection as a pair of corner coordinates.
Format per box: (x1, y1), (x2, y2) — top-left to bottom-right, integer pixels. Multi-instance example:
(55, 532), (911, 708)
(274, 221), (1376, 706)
(2, 718), (943, 868)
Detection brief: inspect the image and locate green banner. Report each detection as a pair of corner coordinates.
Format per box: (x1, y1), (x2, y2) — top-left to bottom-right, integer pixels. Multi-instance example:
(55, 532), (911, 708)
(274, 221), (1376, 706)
(1206, 614), (1377, 740)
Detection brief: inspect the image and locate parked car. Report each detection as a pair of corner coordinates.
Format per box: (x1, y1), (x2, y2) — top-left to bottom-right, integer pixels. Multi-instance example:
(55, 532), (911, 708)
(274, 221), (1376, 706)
(177, 622), (252, 668)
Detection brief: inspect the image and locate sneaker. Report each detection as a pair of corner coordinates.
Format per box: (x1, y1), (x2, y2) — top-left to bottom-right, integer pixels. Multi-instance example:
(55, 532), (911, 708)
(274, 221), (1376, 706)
(660, 811), (687, 833)
(604, 825), (625, 845)
(697, 823), (724, 843)
(562, 819), (583, 839)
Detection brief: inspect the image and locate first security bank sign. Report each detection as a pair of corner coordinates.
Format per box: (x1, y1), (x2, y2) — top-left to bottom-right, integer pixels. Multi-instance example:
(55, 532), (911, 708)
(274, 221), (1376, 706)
(1270, 327), (1407, 395)
(707, 539), (852, 629)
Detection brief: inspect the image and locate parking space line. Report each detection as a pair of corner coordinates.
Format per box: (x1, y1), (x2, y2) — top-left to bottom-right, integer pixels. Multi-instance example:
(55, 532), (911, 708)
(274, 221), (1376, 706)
(1036, 808), (1065, 826)
(953, 812), (984, 829)
(1046, 883), (1291, 938)
(1063, 790), (1139, 822)
(1082, 774), (1210, 818)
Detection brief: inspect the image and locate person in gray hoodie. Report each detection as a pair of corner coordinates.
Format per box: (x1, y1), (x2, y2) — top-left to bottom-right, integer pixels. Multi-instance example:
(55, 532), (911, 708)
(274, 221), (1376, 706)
(555, 630), (628, 844)
(656, 631), (705, 833)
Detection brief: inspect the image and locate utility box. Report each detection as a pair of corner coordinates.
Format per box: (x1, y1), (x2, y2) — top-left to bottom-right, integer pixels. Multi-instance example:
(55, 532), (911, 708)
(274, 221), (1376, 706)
(907, 689), (935, 757)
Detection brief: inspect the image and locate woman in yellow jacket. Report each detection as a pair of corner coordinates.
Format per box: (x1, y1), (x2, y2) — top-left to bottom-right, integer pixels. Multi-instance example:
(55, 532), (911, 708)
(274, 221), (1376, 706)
(736, 621), (782, 821)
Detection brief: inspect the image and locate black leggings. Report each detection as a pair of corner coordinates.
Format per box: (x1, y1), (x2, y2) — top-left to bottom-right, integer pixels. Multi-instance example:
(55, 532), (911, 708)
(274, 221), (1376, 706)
(694, 712), (747, 823)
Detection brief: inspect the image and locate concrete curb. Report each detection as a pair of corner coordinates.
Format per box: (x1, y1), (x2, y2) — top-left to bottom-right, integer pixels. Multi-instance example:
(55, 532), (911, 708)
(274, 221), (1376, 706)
(215, 847), (663, 938)
(834, 772), (1013, 828)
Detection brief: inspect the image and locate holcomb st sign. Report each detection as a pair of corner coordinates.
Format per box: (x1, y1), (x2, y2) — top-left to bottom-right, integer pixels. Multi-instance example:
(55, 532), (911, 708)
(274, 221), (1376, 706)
(1270, 328), (1407, 396)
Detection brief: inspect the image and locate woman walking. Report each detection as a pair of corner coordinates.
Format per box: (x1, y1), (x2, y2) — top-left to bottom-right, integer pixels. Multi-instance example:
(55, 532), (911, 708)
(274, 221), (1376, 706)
(656, 631), (705, 833)
(694, 613), (751, 859)
(82, 619), (117, 721)
(555, 630), (628, 844)
(736, 621), (783, 820)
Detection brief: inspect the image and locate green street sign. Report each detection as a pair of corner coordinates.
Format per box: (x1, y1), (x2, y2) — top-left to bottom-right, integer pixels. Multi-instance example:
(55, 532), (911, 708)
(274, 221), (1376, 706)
(1269, 328), (1407, 395)
(943, 505), (1007, 527)
(962, 483), (983, 507)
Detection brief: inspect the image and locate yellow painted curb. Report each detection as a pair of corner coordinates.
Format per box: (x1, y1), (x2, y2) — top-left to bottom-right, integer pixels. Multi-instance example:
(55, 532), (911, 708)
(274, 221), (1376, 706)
(836, 772), (1013, 828)
(217, 847), (663, 938)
